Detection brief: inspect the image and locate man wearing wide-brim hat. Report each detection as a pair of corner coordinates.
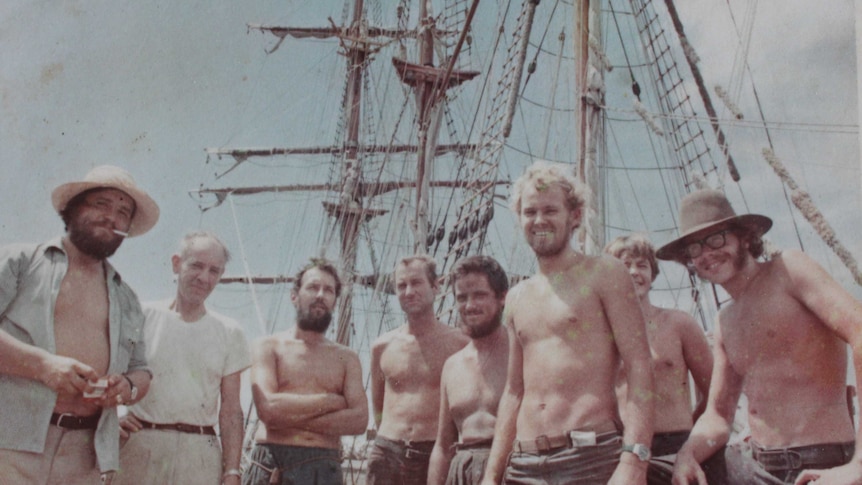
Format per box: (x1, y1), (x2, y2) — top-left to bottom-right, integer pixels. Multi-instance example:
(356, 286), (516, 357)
(0, 165), (159, 484)
(661, 189), (862, 484)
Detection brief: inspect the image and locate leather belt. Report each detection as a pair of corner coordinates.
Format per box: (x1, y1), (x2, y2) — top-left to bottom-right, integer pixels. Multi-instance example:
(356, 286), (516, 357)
(512, 422), (618, 455)
(454, 438), (494, 452)
(50, 412), (101, 430)
(752, 441), (854, 471)
(137, 418), (216, 436)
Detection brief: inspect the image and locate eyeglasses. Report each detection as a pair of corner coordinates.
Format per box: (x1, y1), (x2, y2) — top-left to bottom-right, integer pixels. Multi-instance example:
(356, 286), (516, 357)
(684, 230), (729, 259)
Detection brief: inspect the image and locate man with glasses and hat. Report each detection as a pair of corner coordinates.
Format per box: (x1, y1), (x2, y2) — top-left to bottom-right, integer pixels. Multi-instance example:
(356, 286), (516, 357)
(661, 189), (862, 484)
(0, 165), (159, 484)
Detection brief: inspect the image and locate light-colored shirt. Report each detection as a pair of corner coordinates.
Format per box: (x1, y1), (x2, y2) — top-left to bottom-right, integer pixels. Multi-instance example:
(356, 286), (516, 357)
(0, 238), (149, 472)
(127, 300), (250, 425)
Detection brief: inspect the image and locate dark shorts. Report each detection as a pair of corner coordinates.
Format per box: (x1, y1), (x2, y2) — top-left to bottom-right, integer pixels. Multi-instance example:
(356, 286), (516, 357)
(365, 436), (435, 485)
(725, 439), (854, 484)
(242, 443), (342, 485)
(503, 430), (622, 485)
(445, 441), (492, 485)
(646, 431), (728, 485)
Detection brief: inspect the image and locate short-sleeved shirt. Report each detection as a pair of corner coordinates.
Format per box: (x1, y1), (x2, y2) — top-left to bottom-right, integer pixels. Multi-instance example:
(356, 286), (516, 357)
(127, 300), (250, 425)
(0, 238), (149, 472)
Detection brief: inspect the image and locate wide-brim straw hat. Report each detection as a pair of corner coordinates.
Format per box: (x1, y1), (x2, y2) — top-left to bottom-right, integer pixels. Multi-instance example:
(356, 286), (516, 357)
(656, 189), (771, 261)
(51, 165), (160, 237)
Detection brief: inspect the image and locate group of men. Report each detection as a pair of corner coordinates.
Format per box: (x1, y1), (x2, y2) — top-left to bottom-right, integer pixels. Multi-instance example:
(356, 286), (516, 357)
(0, 160), (860, 485)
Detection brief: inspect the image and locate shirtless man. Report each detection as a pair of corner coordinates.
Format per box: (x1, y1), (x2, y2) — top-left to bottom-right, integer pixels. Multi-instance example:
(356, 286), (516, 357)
(367, 254), (470, 484)
(428, 255), (510, 485)
(605, 233), (725, 484)
(661, 189), (862, 484)
(0, 165), (159, 484)
(244, 259), (368, 485)
(482, 160), (654, 485)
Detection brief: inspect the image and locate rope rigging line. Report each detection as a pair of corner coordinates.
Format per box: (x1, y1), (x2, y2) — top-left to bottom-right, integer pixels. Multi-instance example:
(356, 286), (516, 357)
(227, 194), (268, 336)
(721, 0), (806, 251)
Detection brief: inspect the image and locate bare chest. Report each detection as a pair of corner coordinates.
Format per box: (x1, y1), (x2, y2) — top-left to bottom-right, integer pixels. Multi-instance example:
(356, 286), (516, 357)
(646, 323), (685, 373)
(513, 283), (610, 347)
(277, 345), (345, 393)
(446, 354), (507, 420)
(380, 337), (449, 392)
(53, 270), (110, 374)
(721, 290), (824, 374)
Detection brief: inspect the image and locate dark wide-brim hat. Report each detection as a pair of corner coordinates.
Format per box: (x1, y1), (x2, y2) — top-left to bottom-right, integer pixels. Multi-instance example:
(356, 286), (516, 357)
(51, 165), (160, 237)
(656, 189), (772, 261)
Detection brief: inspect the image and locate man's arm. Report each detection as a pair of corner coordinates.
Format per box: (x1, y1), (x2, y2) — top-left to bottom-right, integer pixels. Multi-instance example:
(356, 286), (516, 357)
(250, 338), (345, 428)
(601, 258), (653, 484)
(672, 322), (743, 485)
(429, 360), (458, 485)
(0, 329), (98, 394)
(289, 349), (369, 436)
(219, 371), (244, 485)
(781, 250), (862, 484)
(678, 313), (714, 420)
(481, 302), (522, 485)
(370, 339), (386, 429)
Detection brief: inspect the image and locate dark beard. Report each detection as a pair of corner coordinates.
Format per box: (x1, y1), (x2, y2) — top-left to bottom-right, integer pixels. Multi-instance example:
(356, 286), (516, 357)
(461, 307), (503, 339)
(297, 307), (333, 333)
(68, 222), (122, 260)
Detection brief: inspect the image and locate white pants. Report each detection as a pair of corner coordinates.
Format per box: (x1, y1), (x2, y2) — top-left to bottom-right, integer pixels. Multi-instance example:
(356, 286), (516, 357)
(116, 428), (222, 485)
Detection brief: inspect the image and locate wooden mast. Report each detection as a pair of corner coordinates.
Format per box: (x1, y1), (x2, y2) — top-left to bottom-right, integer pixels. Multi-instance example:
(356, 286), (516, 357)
(574, 0), (605, 254)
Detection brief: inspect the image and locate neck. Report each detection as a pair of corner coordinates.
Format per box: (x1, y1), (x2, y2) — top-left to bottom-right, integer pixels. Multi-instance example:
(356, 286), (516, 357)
(472, 324), (506, 353)
(62, 236), (104, 271)
(292, 325), (327, 343)
(721, 256), (762, 298)
(171, 297), (207, 323)
(406, 312), (439, 335)
(536, 246), (580, 275)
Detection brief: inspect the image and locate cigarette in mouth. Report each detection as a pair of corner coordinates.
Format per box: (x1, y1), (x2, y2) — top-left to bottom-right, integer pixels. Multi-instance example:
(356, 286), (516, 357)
(113, 229), (129, 237)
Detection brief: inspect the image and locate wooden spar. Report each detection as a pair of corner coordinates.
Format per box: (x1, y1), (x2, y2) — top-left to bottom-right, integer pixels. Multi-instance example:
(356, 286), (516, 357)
(574, 0), (605, 254)
(412, 0), (436, 254)
(399, 0), (481, 254)
(331, 0), (367, 347)
(194, 180), (509, 201)
(662, 0), (740, 182)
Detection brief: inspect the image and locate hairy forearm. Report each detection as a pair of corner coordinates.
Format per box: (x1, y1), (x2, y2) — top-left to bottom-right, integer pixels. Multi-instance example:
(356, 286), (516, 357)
(254, 389), (345, 427)
(679, 410), (731, 463)
(219, 407), (245, 471)
(428, 443), (454, 485)
(293, 406), (367, 436)
(621, 363), (654, 445)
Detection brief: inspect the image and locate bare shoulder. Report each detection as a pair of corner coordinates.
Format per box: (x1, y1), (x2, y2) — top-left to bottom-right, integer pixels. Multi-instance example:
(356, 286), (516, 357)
(371, 325), (402, 351)
(591, 253), (629, 278)
(254, 333), (283, 353)
(441, 346), (469, 378)
(330, 341), (362, 363)
(433, 322), (470, 351)
(657, 307), (699, 330)
(770, 248), (821, 277)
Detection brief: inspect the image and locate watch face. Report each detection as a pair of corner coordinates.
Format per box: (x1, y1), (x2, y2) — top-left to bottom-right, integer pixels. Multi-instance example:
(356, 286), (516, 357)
(623, 444), (651, 462)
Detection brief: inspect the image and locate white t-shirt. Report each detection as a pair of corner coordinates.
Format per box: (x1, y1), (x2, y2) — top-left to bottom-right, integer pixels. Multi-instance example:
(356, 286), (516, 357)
(127, 300), (251, 426)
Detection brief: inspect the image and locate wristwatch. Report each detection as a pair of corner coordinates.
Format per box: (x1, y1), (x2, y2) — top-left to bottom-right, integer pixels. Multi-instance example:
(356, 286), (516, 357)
(621, 443), (651, 462)
(123, 375), (138, 401)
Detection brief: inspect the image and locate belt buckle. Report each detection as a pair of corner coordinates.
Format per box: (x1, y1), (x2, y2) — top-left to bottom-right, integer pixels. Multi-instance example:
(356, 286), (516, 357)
(535, 435), (551, 453)
(55, 413), (75, 428)
(786, 450), (802, 469)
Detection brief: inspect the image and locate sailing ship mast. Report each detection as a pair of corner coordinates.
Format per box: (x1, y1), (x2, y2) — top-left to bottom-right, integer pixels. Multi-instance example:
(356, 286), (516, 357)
(198, 0), (480, 346)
